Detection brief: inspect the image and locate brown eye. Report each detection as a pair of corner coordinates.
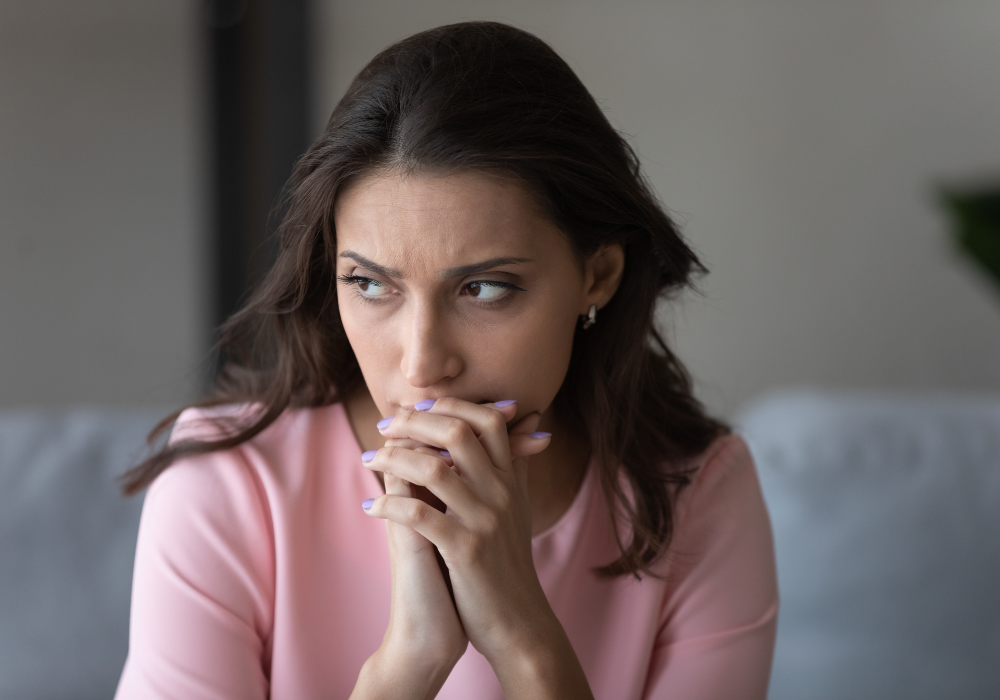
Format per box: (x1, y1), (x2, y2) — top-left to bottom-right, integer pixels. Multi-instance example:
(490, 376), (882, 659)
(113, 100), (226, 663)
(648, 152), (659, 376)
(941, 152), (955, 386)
(466, 281), (507, 300)
(355, 277), (390, 297)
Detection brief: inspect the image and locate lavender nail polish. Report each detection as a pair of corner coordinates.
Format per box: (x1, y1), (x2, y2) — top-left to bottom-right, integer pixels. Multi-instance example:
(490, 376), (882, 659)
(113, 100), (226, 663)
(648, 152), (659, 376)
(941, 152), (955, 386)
(361, 449), (378, 463)
(376, 416), (394, 430)
(362, 498), (374, 511)
(439, 450), (451, 457)
(530, 431), (552, 439)
(494, 399), (517, 407)
(414, 399), (436, 411)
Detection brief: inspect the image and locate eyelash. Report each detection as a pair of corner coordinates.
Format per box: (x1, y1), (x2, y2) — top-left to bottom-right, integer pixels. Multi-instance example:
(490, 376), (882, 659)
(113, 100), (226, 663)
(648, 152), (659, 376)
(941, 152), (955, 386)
(336, 275), (525, 309)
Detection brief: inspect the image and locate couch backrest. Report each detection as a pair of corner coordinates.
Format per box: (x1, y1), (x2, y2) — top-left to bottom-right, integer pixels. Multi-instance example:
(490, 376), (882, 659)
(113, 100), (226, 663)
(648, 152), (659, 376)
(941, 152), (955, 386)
(0, 409), (164, 700)
(5, 396), (999, 699)
(738, 391), (1000, 700)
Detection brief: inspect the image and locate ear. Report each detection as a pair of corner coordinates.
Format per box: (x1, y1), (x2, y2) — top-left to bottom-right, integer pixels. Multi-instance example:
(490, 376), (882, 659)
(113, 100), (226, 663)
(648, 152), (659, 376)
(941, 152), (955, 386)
(580, 243), (625, 314)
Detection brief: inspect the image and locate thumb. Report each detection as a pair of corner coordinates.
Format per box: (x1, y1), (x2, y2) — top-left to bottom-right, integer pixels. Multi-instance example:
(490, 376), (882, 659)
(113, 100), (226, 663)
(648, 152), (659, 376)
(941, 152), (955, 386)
(508, 412), (551, 460)
(508, 411), (542, 435)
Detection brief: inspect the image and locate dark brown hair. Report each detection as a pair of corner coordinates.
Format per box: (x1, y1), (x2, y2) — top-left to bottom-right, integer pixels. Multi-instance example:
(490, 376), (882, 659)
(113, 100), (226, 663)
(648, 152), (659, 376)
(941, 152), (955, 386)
(121, 21), (728, 577)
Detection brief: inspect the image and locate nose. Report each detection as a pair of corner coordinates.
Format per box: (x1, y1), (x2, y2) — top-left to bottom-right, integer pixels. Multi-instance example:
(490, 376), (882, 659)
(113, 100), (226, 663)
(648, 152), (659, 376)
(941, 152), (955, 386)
(401, 298), (463, 388)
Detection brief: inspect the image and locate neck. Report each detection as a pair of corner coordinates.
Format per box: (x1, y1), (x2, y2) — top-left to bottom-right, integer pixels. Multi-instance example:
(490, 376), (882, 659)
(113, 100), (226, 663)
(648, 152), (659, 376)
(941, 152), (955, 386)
(342, 386), (589, 536)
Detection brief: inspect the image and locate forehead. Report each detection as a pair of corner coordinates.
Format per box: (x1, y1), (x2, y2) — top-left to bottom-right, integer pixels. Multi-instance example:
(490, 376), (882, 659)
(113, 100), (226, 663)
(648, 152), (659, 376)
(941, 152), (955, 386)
(333, 170), (566, 272)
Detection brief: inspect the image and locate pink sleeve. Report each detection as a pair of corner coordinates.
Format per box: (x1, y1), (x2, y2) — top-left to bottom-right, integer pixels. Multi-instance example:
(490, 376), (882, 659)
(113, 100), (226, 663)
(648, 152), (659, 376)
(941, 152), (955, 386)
(643, 435), (779, 700)
(114, 439), (275, 700)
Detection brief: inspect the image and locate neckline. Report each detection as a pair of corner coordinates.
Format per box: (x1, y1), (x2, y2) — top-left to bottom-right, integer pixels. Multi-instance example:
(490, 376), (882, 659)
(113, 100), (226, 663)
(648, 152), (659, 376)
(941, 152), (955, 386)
(338, 402), (386, 495)
(530, 453), (595, 542)
(335, 401), (596, 540)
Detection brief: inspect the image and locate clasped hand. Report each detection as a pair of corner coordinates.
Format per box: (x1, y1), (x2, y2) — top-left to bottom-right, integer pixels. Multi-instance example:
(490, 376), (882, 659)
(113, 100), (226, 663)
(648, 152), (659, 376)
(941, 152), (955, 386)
(356, 397), (559, 697)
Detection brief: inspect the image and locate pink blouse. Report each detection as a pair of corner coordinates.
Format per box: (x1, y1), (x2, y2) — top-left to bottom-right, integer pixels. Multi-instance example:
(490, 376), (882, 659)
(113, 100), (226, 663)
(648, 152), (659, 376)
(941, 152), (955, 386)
(115, 402), (777, 699)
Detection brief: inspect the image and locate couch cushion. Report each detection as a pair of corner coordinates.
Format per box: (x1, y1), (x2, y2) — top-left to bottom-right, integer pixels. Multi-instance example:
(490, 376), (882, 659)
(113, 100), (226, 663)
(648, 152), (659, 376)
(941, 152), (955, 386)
(738, 391), (1000, 700)
(0, 408), (165, 700)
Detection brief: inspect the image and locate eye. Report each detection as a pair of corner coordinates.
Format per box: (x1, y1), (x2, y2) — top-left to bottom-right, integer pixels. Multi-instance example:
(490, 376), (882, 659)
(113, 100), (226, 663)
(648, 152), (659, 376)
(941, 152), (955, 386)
(465, 280), (511, 300)
(337, 274), (392, 298)
(355, 277), (390, 297)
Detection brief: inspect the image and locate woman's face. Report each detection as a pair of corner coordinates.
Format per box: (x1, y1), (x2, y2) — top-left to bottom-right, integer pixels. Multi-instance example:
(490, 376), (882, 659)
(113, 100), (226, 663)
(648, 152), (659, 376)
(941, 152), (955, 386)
(334, 170), (621, 424)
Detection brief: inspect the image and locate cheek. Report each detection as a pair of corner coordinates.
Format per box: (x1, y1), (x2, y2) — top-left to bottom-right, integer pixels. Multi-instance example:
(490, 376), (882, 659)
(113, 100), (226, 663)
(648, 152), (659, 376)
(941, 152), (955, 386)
(474, 304), (578, 409)
(338, 298), (395, 379)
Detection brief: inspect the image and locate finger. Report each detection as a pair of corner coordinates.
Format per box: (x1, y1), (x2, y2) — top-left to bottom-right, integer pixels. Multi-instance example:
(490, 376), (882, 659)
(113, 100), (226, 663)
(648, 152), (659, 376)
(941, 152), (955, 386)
(383, 471), (412, 497)
(508, 430), (552, 459)
(377, 406), (498, 481)
(363, 493), (455, 550)
(414, 445), (456, 471)
(370, 444), (454, 469)
(363, 446), (478, 516)
(377, 473), (442, 557)
(379, 398), (514, 473)
(381, 407), (531, 454)
(508, 411), (542, 436)
(382, 437), (430, 450)
(383, 411), (523, 444)
(382, 446), (452, 513)
(428, 397), (517, 470)
(386, 439), (455, 469)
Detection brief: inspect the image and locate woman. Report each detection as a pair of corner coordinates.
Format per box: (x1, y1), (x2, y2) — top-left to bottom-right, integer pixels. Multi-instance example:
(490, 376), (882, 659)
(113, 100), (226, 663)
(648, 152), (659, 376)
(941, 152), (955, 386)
(116, 21), (777, 700)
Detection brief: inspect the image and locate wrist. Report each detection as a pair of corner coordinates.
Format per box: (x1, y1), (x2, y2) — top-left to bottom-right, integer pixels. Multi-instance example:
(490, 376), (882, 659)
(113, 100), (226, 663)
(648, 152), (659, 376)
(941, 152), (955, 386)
(485, 613), (593, 700)
(476, 591), (561, 667)
(352, 641), (463, 700)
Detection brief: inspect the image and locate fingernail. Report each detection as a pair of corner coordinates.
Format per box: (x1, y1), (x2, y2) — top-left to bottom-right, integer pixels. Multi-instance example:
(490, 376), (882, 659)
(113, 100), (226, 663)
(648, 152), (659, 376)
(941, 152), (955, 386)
(439, 450), (450, 457)
(362, 498), (375, 511)
(376, 416), (394, 430)
(494, 399), (517, 407)
(530, 432), (552, 439)
(414, 399), (436, 411)
(361, 449), (378, 463)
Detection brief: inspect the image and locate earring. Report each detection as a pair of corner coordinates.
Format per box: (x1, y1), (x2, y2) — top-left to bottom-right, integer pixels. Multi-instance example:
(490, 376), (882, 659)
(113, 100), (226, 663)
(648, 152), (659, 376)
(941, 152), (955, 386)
(582, 304), (597, 329)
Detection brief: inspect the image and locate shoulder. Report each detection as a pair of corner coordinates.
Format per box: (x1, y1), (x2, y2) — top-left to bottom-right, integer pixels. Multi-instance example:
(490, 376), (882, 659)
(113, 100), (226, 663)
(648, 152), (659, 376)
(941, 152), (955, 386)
(691, 432), (755, 486)
(140, 406), (280, 590)
(655, 431), (778, 634)
(143, 401), (358, 558)
(674, 432), (773, 555)
(122, 404), (348, 698)
(148, 403), (274, 524)
(158, 400), (356, 491)
(133, 402), (357, 604)
(672, 432), (762, 531)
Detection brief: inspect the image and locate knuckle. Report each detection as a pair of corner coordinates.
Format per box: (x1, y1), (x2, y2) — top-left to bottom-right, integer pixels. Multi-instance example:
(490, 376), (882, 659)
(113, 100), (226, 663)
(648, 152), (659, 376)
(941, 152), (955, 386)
(425, 459), (450, 486)
(397, 406), (417, 423)
(484, 410), (505, 433)
(443, 419), (470, 444)
(493, 489), (512, 513)
(406, 500), (429, 526)
(380, 445), (404, 471)
(481, 511), (500, 536)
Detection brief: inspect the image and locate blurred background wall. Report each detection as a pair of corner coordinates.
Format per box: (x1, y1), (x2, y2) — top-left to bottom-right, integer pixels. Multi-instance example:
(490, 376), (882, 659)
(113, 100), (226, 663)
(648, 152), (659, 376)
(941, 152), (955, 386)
(0, 0), (207, 407)
(2, 0), (999, 418)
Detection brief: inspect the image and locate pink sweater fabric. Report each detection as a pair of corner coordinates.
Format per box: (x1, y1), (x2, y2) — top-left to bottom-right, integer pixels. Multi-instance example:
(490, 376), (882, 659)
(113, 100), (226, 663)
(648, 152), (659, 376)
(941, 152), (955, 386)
(115, 402), (777, 699)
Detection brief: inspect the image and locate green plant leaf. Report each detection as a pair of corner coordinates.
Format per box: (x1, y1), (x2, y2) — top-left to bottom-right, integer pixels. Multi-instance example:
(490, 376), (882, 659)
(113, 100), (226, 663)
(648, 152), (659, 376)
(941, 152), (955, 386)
(941, 188), (1000, 296)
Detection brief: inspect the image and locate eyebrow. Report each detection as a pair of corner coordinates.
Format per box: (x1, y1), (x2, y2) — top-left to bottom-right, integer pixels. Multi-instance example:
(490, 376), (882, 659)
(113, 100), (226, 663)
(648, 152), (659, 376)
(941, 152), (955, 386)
(339, 251), (531, 279)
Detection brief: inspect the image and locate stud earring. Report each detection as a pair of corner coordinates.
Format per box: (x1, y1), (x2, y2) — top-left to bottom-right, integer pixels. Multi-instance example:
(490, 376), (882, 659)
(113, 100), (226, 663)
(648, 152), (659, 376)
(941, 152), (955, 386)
(582, 304), (597, 329)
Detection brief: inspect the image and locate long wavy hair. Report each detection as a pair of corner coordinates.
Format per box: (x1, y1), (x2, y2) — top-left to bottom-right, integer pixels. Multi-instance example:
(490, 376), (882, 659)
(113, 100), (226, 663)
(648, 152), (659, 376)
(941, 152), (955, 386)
(121, 21), (728, 577)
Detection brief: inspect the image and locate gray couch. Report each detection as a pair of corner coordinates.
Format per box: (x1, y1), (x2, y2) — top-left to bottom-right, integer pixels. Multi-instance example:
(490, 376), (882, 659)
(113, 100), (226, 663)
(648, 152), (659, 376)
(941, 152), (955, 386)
(0, 409), (158, 700)
(2, 392), (998, 699)
(738, 391), (1000, 699)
